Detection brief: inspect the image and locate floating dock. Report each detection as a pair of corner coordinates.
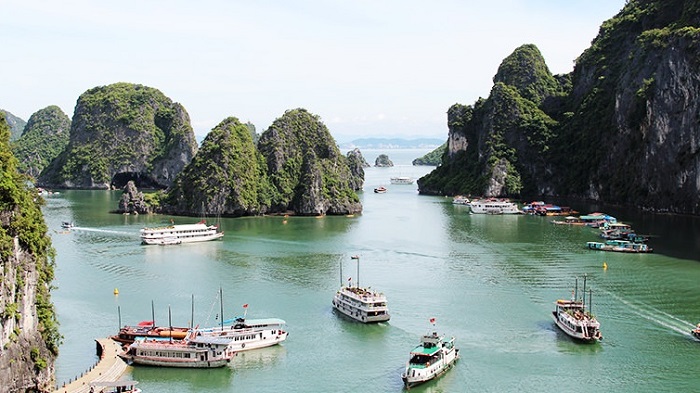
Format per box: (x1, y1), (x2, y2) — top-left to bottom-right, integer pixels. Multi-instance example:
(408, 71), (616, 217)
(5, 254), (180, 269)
(53, 338), (128, 393)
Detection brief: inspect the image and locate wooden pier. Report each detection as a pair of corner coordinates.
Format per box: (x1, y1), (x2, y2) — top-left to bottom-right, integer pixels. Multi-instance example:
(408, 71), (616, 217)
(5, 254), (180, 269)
(53, 338), (129, 393)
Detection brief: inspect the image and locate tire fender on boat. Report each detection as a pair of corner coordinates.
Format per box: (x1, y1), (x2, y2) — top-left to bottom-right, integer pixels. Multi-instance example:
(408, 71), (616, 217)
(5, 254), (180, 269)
(241, 343), (245, 349)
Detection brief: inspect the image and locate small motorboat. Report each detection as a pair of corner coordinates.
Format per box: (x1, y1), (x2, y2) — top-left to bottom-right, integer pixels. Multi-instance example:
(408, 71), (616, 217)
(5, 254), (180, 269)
(373, 186), (387, 194)
(61, 221), (74, 229)
(692, 323), (700, 340)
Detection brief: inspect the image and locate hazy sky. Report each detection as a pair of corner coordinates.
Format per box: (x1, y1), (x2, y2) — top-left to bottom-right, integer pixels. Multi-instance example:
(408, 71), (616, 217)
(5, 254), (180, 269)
(3, 1), (626, 142)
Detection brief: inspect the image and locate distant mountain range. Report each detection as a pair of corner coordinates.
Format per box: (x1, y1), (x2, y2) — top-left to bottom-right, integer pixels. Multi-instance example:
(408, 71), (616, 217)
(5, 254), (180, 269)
(338, 137), (445, 149)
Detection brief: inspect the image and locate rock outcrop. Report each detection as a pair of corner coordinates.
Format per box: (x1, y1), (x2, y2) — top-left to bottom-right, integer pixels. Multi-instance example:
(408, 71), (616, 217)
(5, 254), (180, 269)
(0, 118), (58, 392)
(419, 0), (700, 214)
(117, 181), (152, 214)
(1, 109), (26, 141)
(346, 148), (367, 191)
(165, 117), (274, 217)
(374, 154), (393, 167)
(37, 83), (198, 190)
(163, 110), (362, 216)
(257, 108), (362, 215)
(412, 143), (446, 166)
(11, 105), (71, 180)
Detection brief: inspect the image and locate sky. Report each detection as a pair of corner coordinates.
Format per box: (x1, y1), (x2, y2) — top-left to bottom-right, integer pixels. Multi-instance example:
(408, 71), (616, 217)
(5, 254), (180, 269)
(2, 0), (627, 143)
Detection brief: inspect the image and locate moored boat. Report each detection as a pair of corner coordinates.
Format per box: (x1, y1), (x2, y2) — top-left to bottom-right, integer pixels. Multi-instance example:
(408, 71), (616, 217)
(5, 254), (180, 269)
(586, 240), (652, 253)
(120, 335), (235, 368)
(111, 321), (190, 346)
(373, 186), (387, 193)
(332, 255), (390, 323)
(140, 220), (223, 245)
(452, 196), (470, 205)
(390, 176), (414, 185)
(401, 318), (459, 388)
(61, 221), (74, 229)
(468, 198), (522, 214)
(552, 276), (602, 343)
(89, 380), (141, 393)
(193, 303), (288, 351)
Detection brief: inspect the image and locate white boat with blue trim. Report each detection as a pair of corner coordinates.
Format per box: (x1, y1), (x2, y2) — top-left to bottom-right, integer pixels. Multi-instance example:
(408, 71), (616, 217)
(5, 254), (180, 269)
(401, 318), (459, 388)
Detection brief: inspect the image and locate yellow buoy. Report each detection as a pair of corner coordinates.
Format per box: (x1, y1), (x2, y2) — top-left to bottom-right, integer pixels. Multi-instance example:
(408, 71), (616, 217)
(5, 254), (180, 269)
(113, 288), (119, 295)
(603, 262), (608, 270)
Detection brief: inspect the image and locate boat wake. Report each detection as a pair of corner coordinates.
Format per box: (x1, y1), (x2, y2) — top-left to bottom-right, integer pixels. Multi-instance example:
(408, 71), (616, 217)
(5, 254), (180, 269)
(604, 290), (695, 336)
(69, 227), (136, 237)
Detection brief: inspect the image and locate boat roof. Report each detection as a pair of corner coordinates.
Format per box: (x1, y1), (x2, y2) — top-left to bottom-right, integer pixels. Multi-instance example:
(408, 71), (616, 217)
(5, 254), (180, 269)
(409, 344), (441, 356)
(220, 317), (286, 326)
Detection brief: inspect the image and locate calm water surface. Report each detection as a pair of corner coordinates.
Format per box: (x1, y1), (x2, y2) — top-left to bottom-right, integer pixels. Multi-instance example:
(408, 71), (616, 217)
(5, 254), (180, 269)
(45, 149), (700, 392)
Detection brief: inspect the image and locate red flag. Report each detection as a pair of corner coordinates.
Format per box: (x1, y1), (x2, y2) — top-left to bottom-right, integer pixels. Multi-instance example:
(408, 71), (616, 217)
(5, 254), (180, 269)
(429, 317), (436, 324)
(347, 277), (352, 281)
(243, 304), (248, 309)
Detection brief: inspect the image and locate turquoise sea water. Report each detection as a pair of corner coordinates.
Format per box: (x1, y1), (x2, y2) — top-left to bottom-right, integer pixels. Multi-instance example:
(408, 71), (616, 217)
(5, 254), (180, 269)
(45, 149), (700, 392)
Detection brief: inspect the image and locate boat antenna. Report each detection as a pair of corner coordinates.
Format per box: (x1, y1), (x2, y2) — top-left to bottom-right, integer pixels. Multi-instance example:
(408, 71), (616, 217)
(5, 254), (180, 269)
(219, 286), (224, 331)
(168, 305), (173, 343)
(151, 300), (156, 328)
(351, 255), (360, 287)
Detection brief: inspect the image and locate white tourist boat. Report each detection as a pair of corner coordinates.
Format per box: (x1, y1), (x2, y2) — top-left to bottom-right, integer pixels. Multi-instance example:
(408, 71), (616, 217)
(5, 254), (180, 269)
(390, 176), (414, 185)
(140, 220), (223, 245)
(452, 196), (470, 205)
(193, 304), (288, 351)
(552, 276), (602, 343)
(120, 335), (235, 368)
(468, 198), (522, 214)
(332, 255), (390, 323)
(401, 318), (459, 388)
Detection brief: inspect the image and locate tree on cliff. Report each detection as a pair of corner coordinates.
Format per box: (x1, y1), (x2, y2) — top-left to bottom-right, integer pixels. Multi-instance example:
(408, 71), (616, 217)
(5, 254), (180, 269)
(0, 118), (59, 391)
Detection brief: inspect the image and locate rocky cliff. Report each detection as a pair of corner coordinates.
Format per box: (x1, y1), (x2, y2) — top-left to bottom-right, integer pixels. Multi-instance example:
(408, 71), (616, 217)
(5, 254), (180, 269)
(11, 106), (71, 180)
(419, 0), (700, 215)
(0, 118), (59, 392)
(37, 83), (198, 190)
(1, 109), (27, 141)
(165, 117), (274, 217)
(257, 109), (362, 215)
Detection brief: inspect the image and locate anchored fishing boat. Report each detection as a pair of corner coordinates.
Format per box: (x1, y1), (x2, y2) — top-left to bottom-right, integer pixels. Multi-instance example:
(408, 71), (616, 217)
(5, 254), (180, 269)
(401, 318), (459, 388)
(586, 240), (652, 253)
(140, 220), (223, 245)
(332, 255), (390, 323)
(111, 302), (189, 346)
(552, 276), (602, 343)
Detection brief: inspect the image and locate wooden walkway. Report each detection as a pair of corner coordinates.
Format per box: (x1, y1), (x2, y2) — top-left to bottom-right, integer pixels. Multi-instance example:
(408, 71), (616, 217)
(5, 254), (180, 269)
(54, 338), (129, 393)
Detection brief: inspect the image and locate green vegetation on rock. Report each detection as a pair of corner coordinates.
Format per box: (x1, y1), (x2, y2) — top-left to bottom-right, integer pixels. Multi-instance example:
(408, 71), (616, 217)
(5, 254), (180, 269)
(412, 142), (446, 166)
(38, 82), (197, 190)
(0, 118), (60, 371)
(1, 109), (27, 141)
(11, 106), (71, 180)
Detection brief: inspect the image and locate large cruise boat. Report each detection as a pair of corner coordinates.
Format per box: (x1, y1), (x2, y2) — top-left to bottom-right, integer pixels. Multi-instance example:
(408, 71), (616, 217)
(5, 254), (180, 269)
(332, 255), (390, 323)
(140, 220), (223, 245)
(390, 176), (414, 185)
(552, 276), (602, 343)
(194, 308), (288, 352)
(468, 198), (522, 214)
(401, 319), (459, 388)
(120, 335), (235, 368)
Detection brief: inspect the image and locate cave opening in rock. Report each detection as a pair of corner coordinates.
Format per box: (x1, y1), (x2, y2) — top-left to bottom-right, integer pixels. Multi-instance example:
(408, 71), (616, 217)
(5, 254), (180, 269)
(111, 172), (162, 190)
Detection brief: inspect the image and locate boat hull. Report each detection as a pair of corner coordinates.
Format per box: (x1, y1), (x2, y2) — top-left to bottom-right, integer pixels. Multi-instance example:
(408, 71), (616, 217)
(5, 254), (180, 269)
(195, 329), (289, 351)
(552, 312), (601, 343)
(124, 355), (230, 368)
(401, 351), (459, 388)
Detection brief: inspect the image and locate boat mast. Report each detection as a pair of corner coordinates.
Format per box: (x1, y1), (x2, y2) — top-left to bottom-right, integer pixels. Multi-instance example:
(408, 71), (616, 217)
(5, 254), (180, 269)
(339, 259), (343, 287)
(351, 255), (360, 287)
(574, 278), (578, 302)
(582, 274), (587, 311)
(219, 287), (224, 331)
(588, 289), (593, 316)
(190, 294), (194, 331)
(168, 305), (173, 343)
(117, 306), (121, 329)
(151, 300), (156, 327)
